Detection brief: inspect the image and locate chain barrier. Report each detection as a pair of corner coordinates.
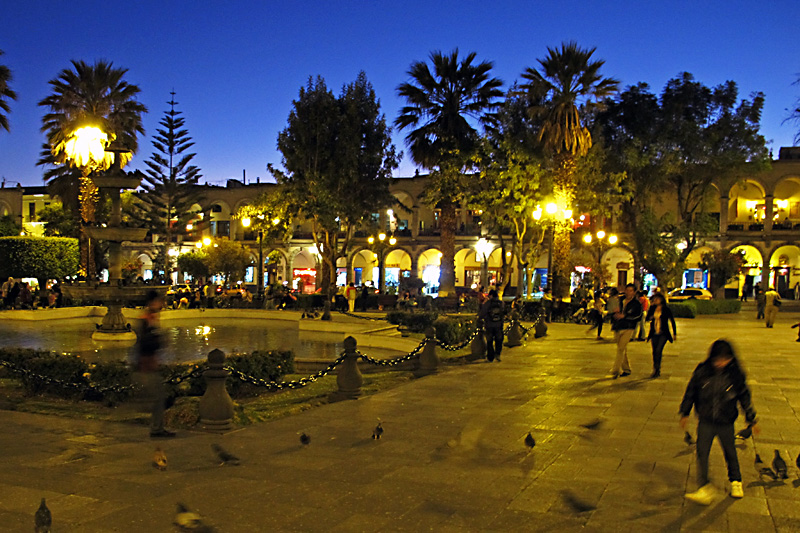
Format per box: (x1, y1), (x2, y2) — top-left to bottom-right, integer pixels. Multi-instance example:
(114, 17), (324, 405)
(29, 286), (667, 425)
(225, 354), (347, 391)
(437, 328), (482, 351)
(0, 359), (137, 395)
(164, 364), (206, 385)
(356, 338), (428, 366)
(336, 310), (388, 321)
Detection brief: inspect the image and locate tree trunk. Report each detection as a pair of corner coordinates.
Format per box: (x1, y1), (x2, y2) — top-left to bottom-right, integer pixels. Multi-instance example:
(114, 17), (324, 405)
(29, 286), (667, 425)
(438, 201), (457, 297)
(320, 251), (333, 320)
(551, 224), (571, 298)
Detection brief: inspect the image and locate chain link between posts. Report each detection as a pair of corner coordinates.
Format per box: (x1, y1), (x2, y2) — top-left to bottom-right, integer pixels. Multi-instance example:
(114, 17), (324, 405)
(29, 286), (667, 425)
(0, 360), (138, 395)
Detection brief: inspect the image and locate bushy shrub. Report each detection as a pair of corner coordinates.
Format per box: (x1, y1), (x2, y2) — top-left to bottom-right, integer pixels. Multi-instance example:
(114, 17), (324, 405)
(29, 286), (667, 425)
(670, 302), (697, 318)
(434, 317), (477, 346)
(84, 360), (134, 404)
(669, 299), (741, 318)
(386, 310), (439, 332)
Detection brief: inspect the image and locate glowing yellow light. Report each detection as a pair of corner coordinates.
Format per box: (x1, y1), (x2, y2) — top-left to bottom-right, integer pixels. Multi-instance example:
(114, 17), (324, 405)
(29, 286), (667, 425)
(533, 206), (542, 220)
(203, 237), (211, 246)
(272, 218), (281, 225)
(195, 242), (202, 248)
(475, 238), (492, 261)
(389, 237), (396, 245)
(186, 223), (193, 231)
(745, 200), (758, 210)
(596, 230), (605, 239)
(608, 235), (618, 245)
(386, 209), (394, 216)
(563, 209), (573, 219)
(167, 248), (179, 257)
(378, 233), (386, 242)
(776, 199), (789, 209)
(64, 126), (109, 169)
(546, 203), (558, 215)
(368, 236), (375, 244)
(583, 234), (592, 243)
(241, 217), (251, 228)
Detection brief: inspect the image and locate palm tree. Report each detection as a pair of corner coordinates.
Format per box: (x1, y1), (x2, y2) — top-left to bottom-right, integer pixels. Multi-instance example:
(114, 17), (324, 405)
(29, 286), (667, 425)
(396, 49), (503, 296)
(521, 41), (618, 297)
(38, 59), (147, 277)
(0, 49), (18, 132)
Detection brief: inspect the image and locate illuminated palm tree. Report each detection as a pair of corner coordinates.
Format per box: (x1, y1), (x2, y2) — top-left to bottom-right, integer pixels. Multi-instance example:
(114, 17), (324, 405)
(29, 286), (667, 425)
(396, 49), (503, 296)
(38, 59), (147, 276)
(0, 49), (17, 132)
(521, 42), (618, 297)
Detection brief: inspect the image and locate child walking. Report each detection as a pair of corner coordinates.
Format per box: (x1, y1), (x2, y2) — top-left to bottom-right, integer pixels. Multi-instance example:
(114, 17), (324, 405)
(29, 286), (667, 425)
(679, 339), (758, 504)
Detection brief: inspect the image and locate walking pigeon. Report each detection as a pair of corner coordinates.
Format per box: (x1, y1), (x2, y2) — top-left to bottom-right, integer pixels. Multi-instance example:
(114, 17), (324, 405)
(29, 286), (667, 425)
(524, 432), (536, 449)
(300, 433), (311, 446)
(372, 422), (383, 440)
(34, 498), (51, 533)
(755, 453), (778, 480)
(580, 419), (603, 431)
(773, 450), (789, 480)
(735, 426), (753, 440)
(174, 503), (216, 533)
(153, 447), (167, 471)
(211, 444), (240, 466)
(684, 431), (695, 446)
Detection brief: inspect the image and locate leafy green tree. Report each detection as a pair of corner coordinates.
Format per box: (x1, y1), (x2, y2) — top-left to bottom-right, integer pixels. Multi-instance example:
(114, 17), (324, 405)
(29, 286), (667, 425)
(0, 49), (18, 132)
(521, 41), (619, 297)
(233, 190), (293, 244)
(0, 215), (20, 237)
(38, 60), (147, 277)
(204, 238), (252, 286)
(700, 249), (745, 298)
(273, 72), (398, 318)
(597, 74), (769, 287)
(177, 250), (210, 282)
(0, 236), (79, 289)
(37, 202), (79, 237)
(395, 49), (503, 296)
(136, 92), (202, 275)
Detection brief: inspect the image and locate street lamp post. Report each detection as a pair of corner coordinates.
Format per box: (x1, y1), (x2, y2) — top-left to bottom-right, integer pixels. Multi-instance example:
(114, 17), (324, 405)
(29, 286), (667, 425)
(474, 237), (493, 288)
(534, 202), (572, 292)
(241, 217), (265, 299)
(368, 232), (396, 293)
(582, 230), (617, 289)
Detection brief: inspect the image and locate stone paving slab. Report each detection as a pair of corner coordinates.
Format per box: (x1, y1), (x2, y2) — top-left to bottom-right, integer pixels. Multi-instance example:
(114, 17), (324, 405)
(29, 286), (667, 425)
(3, 310), (800, 531)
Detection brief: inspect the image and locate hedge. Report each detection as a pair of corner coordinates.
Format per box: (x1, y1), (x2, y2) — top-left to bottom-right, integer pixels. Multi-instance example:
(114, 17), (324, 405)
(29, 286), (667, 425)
(386, 310), (439, 332)
(670, 299), (742, 318)
(0, 236), (79, 281)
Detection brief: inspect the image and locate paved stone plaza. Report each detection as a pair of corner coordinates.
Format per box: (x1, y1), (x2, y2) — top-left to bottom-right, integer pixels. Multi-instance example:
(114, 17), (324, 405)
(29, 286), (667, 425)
(1, 306), (800, 532)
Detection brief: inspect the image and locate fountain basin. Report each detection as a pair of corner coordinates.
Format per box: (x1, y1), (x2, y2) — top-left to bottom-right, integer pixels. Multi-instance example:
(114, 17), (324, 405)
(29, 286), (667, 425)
(61, 284), (168, 304)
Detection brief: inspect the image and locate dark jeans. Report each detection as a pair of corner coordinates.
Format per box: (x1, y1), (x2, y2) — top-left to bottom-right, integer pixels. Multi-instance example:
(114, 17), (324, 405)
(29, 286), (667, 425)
(650, 334), (669, 372)
(485, 326), (503, 361)
(586, 309), (603, 336)
(696, 421), (741, 486)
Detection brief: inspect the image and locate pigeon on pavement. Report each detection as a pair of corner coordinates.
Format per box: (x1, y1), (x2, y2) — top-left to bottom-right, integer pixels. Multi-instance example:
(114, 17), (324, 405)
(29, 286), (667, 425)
(684, 431), (695, 446)
(300, 433), (311, 446)
(755, 453), (778, 480)
(524, 432), (536, 449)
(580, 419), (603, 431)
(153, 447), (167, 471)
(211, 444), (240, 466)
(796, 451), (800, 474)
(174, 503), (216, 533)
(372, 422), (384, 440)
(773, 450), (789, 479)
(34, 498), (51, 533)
(735, 426), (753, 440)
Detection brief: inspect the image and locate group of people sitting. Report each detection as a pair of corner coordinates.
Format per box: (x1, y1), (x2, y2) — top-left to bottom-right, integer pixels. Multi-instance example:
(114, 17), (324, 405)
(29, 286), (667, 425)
(1, 277), (63, 310)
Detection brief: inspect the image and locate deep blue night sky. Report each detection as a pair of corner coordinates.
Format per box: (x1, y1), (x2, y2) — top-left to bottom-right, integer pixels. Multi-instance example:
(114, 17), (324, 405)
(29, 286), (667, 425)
(1, 0), (798, 186)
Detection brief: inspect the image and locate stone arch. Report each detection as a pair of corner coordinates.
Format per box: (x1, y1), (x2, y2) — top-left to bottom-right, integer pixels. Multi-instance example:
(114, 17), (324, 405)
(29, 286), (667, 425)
(728, 180), (767, 226)
(0, 200), (12, 217)
(417, 247), (442, 294)
(351, 249), (377, 286)
(768, 244), (800, 296)
(772, 176), (800, 228)
(603, 246), (635, 288)
(264, 248), (289, 284)
(136, 252), (154, 280)
(384, 248), (413, 292)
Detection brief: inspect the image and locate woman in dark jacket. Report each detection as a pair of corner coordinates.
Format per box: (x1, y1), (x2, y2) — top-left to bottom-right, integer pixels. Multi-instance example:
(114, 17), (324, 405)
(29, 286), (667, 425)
(646, 293), (677, 378)
(679, 339), (758, 504)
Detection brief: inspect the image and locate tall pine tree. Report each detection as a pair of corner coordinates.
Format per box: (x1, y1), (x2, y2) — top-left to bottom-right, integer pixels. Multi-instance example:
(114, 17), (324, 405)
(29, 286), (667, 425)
(137, 91), (202, 278)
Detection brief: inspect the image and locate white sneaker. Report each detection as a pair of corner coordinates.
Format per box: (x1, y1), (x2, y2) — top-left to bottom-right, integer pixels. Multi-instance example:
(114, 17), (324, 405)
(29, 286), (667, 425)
(730, 481), (744, 498)
(685, 484), (715, 505)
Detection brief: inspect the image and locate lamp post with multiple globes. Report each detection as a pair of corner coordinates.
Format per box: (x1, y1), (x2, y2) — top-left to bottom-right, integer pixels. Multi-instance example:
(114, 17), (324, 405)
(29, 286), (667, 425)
(533, 201), (572, 292)
(367, 232), (396, 293)
(582, 230), (618, 289)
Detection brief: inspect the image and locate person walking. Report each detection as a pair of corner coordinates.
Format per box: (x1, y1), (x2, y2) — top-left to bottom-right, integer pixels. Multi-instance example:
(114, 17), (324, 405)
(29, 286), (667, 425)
(586, 290), (606, 340)
(610, 283), (642, 379)
(764, 286), (781, 328)
(479, 289), (505, 362)
(134, 290), (175, 438)
(645, 293), (677, 378)
(755, 288), (766, 320)
(636, 290), (650, 341)
(345, 282), (358, 313)
(680, 339), (758, 504)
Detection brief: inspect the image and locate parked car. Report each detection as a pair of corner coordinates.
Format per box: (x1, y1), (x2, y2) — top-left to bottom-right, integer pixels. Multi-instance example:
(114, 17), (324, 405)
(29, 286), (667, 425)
(668, 287), (713, 301)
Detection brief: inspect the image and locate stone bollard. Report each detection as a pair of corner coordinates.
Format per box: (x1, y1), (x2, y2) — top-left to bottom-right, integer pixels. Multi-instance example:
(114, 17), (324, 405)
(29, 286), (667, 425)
(416, 326), (440, 375)
(506, 317), (523, 347)
(199, 348), (235, 432)
(534, 315), (548, 338)
(468, 323), (486, 361)
(329, 336), (362, 402)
